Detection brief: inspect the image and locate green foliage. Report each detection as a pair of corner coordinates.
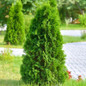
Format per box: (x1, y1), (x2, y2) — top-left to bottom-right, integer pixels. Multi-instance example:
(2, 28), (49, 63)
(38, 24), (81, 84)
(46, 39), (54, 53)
(20, 0), (68, 85)
(4, 0), (25, 45)
(57, 0), (86, 10)
(57, 0), (86, 21)
(21, 0), (48, 14)
(21, 0), (35, 14)
(79, 14), (86, 26)
(59, 6), (67, 23)
(0, 48), (14, 61)
(0, 0), (37, 25)
(49, 0), (57, 7)
(0, 0), (15, 25)
(1, 0), (86, 25)
(81, 30), (86, 39)
(24, 14), (33, 34)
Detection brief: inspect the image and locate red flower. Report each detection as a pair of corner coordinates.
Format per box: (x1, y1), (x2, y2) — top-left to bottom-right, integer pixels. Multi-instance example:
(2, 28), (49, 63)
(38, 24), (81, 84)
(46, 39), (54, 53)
(67, 70), (72, 79)
(77, 75), (82, 81)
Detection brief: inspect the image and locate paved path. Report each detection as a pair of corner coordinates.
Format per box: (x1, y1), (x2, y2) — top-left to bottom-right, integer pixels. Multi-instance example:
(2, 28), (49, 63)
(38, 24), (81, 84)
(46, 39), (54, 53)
(0, 48), (24, 56)
(0, 42), (86, 79)
(61, 30), (86, 37)
(63, 42), (86, 79)
(0, 25), (7, 31)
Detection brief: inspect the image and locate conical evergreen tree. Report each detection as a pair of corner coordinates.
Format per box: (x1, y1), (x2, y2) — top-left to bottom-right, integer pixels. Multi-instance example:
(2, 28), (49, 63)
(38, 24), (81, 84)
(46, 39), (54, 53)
(4, 0), (25, 45)
(20, 0), (68, 85)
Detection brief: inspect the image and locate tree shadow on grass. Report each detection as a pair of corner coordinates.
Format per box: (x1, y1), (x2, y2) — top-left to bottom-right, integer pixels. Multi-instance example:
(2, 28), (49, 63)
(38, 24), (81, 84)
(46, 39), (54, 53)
(0, 79), (20, 86)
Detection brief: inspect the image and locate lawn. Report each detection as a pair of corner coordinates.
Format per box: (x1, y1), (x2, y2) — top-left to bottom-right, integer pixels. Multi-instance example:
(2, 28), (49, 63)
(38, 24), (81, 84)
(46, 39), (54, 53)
(62, 79), (86, 86)
(0, 32), (23, 48)
(63, 36), (86, 43)
(61, 24), (86, 30)
(0, 56), (86, 86)
(0, 56), (22, 86)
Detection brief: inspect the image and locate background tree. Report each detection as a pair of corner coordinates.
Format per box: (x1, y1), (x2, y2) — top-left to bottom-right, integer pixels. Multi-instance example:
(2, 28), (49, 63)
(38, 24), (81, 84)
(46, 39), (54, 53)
(21, 0), (36, 14)
(0, 0), (14, 25)
(20, 0), (47, 14)
(0, 0), (37, 25)
(57, 0), (86, 22)
(1, 0), (86, 25)
(4, 0), (25, 45)
(20, 0), (68, 85)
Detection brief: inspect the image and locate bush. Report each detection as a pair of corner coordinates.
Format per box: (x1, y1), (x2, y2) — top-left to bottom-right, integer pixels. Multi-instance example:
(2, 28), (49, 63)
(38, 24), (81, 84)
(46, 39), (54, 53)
(0, 48), (14, 61)
(4, 0), (25, 45)
(79, 14), (86, 26)
(20, 0), (68, 85)
(59, 6), (66, 24)
(81, 30), (86, 39)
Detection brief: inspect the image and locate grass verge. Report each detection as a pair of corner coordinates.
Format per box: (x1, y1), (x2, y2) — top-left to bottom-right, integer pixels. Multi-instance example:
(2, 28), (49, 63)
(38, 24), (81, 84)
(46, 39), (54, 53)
(61, 24), (86, 30)
(62, 79), (86, 86)
(0, 34), (23, 48)
(63, 36), (86, 43)
(0, 56), (86, 86)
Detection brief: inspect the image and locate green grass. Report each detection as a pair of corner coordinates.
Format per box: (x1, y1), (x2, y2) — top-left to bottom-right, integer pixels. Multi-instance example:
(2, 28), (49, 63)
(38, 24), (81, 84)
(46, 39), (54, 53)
(0, 32), (23, 48)
(62, 79), (86, 86)
(63, 36), (86, 43)
(0, 56), (22, 86)
(0, 56), (86, 86)
(61, 24), (86, 30)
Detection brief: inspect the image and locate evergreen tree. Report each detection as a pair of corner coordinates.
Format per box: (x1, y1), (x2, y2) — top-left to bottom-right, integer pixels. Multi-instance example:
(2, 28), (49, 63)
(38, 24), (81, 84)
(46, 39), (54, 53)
(4, 0), (25, 45)
(20, 0), (68, 85)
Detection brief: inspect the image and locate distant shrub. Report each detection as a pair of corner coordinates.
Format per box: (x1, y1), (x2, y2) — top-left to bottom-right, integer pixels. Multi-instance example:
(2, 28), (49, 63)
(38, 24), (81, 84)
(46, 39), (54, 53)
(0, 48), (14, 61)
(79, 14), (86, 26)
(81, 30), (86, 39)
(59, 6), (66, 24)
(65, 18), (70, 26)
(4, 0), (25, 45)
